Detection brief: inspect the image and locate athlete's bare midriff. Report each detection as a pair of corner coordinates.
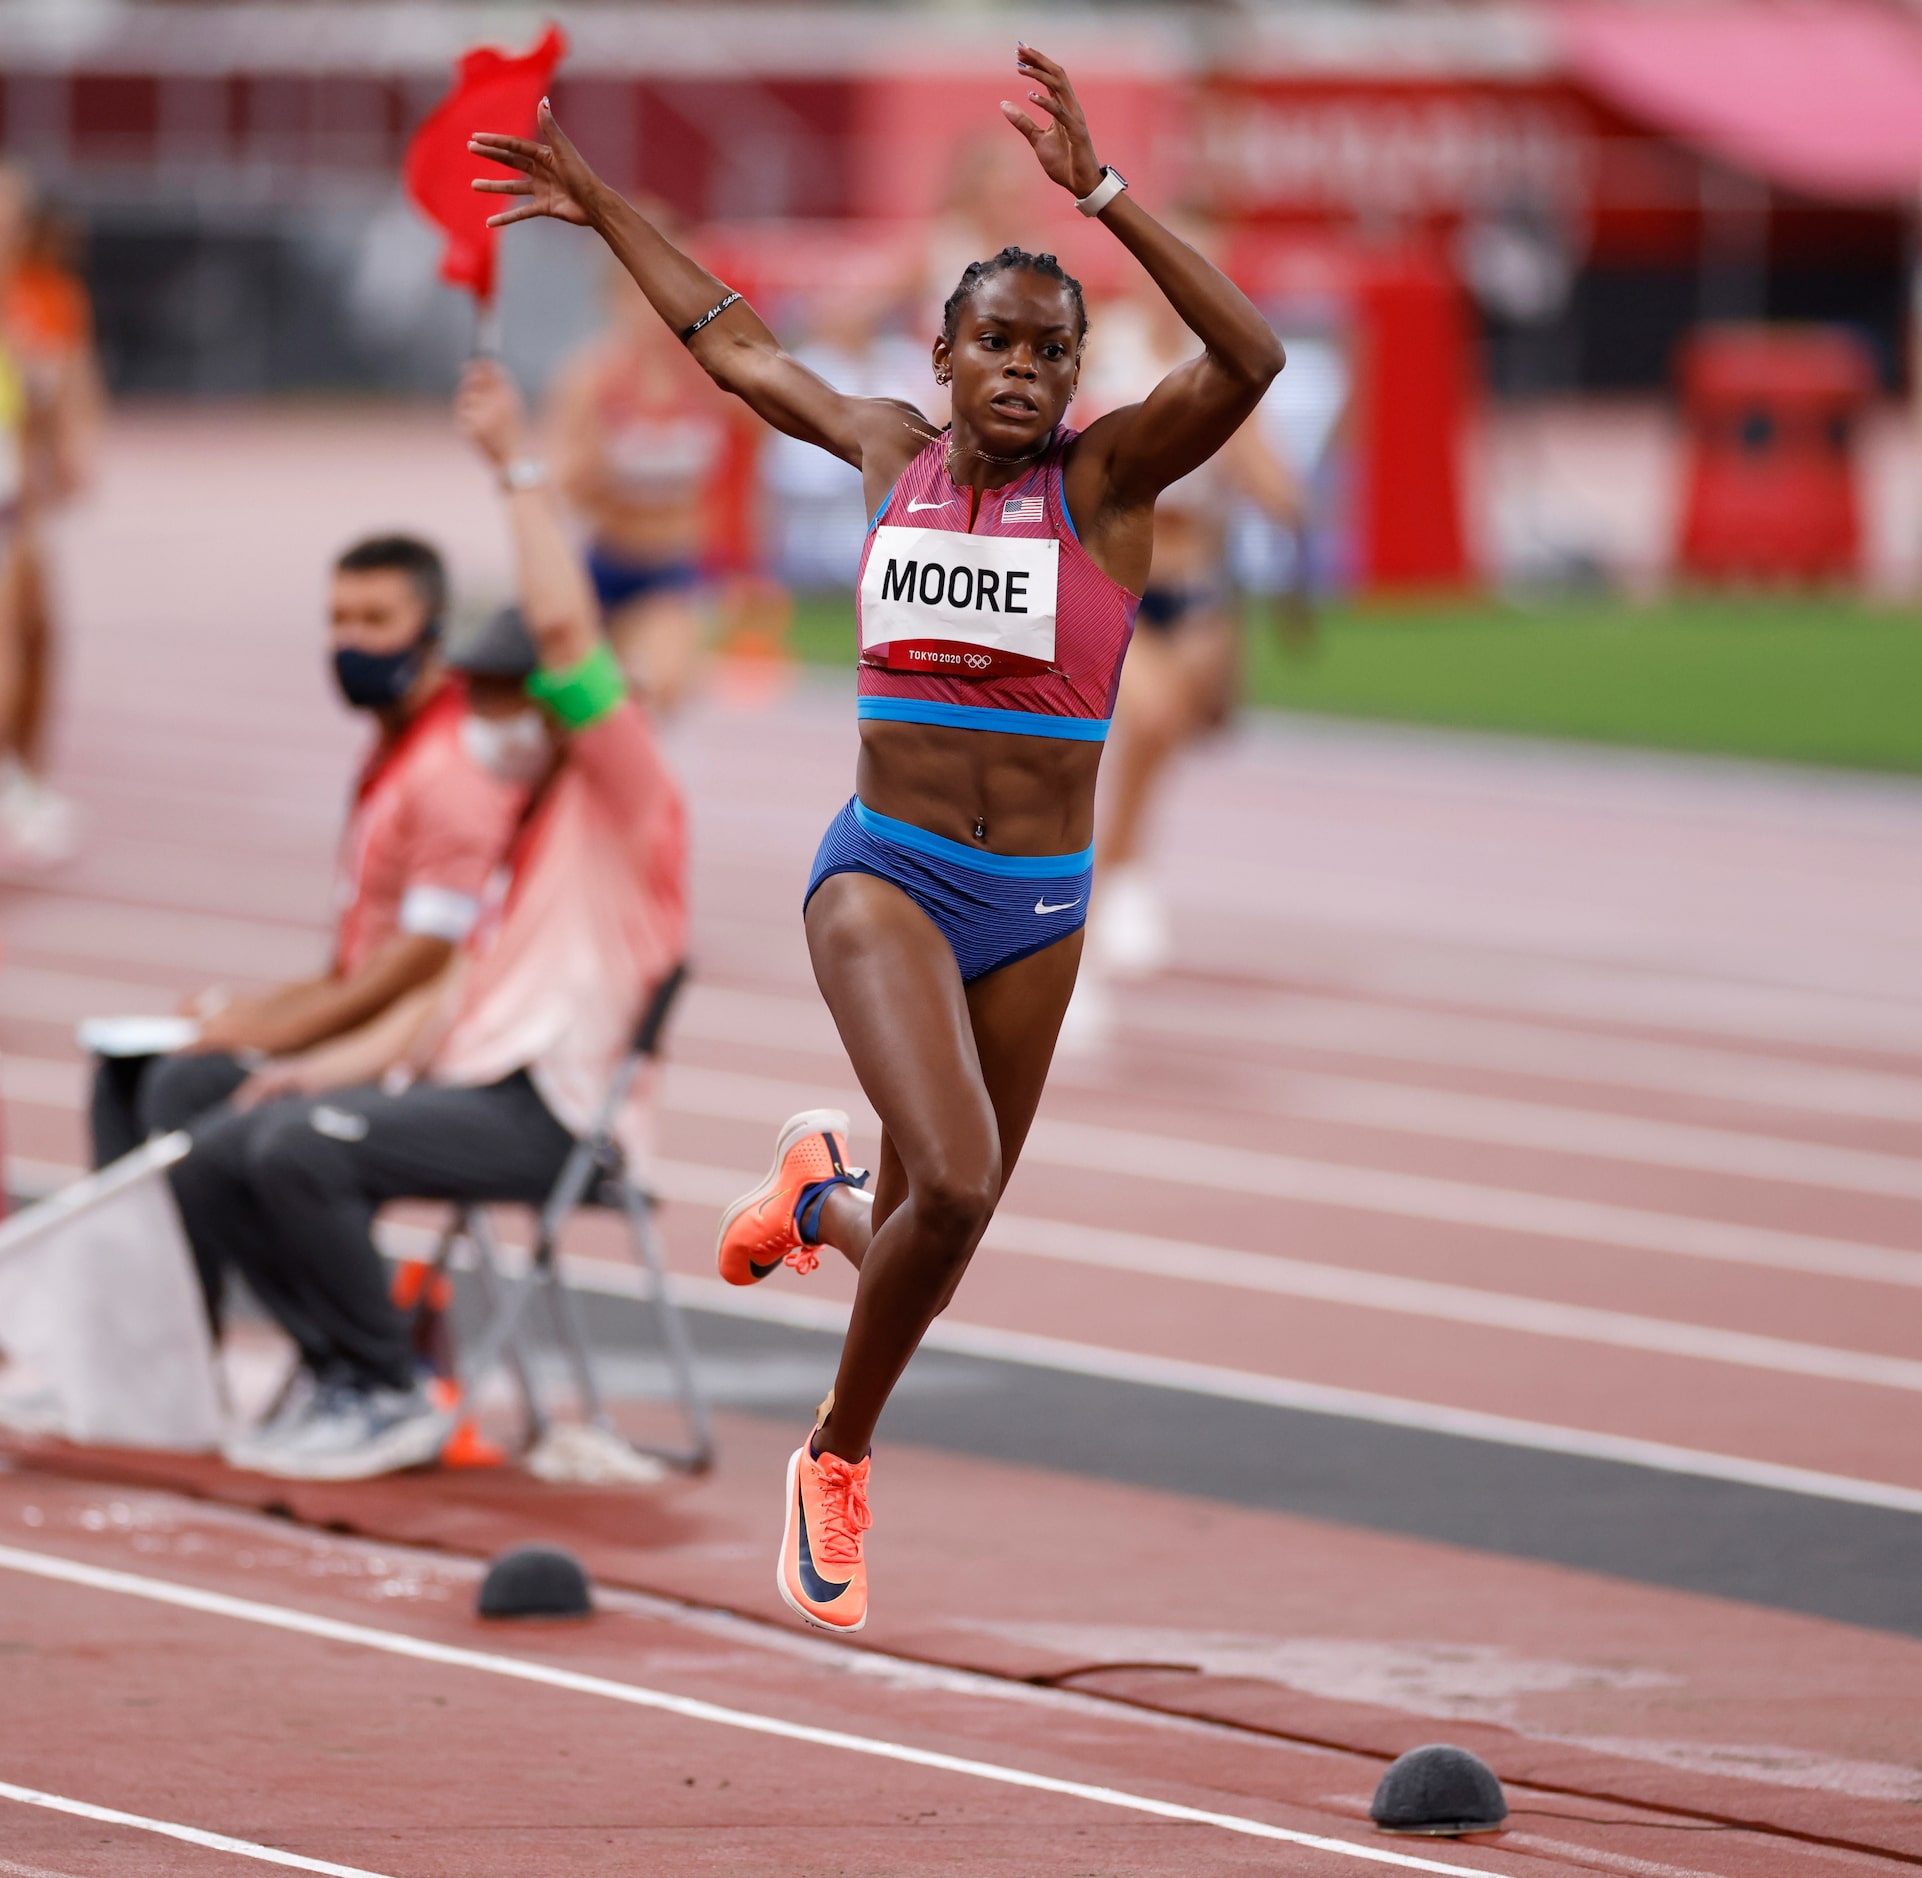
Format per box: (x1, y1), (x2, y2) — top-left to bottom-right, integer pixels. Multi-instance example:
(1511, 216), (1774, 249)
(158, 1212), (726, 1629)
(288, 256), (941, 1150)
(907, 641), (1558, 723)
(1142, 506), (1225, 586)
(583, 496), (706, 562)
(854, 717), (1101, 857)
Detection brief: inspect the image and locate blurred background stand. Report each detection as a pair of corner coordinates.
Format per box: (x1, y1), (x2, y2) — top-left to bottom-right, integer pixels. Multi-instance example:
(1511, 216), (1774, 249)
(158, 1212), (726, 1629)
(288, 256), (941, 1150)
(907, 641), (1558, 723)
(0, 2), (1919, 598)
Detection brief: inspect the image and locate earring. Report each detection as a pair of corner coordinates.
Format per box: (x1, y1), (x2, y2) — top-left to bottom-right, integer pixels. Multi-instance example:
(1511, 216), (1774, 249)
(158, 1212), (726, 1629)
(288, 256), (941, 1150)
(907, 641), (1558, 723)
(935, 369), (951, 386)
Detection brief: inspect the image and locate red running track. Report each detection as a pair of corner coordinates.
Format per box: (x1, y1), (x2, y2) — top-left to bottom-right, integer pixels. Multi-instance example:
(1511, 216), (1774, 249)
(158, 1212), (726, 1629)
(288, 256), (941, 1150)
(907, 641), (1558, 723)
(8, 407), (1922, 1491)
(3, 407), (1922, 1871)
(0, 1469), (1909, 1878)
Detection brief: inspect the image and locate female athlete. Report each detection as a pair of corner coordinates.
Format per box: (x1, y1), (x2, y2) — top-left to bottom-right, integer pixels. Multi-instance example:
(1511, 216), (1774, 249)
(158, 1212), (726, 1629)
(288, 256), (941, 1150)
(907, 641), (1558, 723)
(474, 45), (1285, 1631)
(545, 254), (734, 710)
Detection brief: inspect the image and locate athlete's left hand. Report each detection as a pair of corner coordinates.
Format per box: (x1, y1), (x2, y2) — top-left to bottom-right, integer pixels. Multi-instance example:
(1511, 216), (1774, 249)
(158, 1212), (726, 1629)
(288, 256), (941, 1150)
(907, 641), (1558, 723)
(1000, 45), (1104, 200)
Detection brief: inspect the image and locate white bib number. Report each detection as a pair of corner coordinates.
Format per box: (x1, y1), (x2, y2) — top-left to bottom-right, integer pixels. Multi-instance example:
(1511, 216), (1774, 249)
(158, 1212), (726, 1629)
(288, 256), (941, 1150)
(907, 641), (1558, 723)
(860, 526), (1057, 679)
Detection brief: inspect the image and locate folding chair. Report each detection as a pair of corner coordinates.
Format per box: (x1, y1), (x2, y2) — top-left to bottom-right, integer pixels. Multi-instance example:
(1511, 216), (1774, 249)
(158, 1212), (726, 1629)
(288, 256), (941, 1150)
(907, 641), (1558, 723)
(403, 962), (715, 1474)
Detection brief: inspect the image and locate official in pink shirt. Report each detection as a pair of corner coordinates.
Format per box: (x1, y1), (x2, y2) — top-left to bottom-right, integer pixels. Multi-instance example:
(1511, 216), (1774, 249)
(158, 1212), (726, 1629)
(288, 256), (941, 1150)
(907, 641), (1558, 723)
(171, 360), (688, 1483)
(89, 535), (525, 1322)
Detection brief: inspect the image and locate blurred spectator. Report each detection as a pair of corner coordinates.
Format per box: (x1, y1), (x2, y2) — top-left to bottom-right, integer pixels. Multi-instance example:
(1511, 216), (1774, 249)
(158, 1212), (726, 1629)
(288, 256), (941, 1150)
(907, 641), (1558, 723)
(762, 137), (1037, 592)
(915, 133), (1043, 367)
(765, 293), (929, 589)
(198, 358), (687, 1482)
(0, 167), (101, 863)
(546, 251), (737, 709)
(1076, 253), (1304, 988)
(89, 534), (526, 1321)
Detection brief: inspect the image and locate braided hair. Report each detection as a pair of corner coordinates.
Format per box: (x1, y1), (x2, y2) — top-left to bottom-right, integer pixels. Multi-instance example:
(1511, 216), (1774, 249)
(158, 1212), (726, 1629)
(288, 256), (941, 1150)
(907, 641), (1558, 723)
(941, 245), (1088, 347)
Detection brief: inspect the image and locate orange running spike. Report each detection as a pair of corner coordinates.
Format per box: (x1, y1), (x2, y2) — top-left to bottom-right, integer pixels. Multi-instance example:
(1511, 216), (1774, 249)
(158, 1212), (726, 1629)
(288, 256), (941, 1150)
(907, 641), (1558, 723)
(777, 1436), (871, 1632)
(715, 1108), (860, 1287)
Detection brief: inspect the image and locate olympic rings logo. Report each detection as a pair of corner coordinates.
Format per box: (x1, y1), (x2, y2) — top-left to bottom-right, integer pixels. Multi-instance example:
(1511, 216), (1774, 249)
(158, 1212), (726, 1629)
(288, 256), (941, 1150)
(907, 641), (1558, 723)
(963, 653), (992, 671)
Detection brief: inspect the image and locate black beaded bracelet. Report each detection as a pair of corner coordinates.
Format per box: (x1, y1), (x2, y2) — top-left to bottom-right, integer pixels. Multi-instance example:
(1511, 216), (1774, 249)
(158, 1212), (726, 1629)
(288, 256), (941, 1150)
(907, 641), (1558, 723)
(679, 291), (741, 343)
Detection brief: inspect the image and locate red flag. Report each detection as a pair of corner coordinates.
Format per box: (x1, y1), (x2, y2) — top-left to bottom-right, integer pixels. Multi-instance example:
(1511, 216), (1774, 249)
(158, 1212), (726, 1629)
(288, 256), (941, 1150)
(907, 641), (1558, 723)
(404, 24), (567, 304)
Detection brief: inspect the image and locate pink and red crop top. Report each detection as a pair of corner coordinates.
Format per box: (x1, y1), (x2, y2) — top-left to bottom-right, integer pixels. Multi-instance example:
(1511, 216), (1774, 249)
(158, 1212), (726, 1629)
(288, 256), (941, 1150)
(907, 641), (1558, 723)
(855, 428), (1139, 742)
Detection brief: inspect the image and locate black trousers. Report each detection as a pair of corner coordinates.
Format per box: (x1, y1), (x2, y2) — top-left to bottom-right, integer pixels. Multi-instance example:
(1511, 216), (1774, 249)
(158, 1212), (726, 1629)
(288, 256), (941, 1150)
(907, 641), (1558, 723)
(90, 1048), (250, 1167)
(166, 1072), (576, 1392)
(90, 1049), (251, 1327)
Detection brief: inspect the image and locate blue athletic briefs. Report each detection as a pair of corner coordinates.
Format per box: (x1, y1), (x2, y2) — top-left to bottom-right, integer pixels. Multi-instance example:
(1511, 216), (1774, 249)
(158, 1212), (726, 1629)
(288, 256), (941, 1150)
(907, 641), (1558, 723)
(586, 544), (701, 615)
(805, 798), (1092, 983)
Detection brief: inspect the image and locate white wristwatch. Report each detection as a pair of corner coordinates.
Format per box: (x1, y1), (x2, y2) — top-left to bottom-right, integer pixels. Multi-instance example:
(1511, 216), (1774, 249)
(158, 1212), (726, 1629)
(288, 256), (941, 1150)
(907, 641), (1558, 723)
(501, 457), (550, 492)
(1075, 165), (1129, 218)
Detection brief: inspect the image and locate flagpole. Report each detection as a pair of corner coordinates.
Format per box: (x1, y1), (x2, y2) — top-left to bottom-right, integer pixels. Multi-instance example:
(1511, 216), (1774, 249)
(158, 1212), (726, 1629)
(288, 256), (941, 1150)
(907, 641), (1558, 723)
(474, 296), (502, 359)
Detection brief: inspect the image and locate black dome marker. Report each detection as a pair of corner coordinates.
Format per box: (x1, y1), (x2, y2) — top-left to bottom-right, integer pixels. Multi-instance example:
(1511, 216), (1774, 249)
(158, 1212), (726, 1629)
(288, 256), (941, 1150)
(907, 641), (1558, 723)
(1370, 1743), (1508, 1837)
(477, 1545), (593, 1620)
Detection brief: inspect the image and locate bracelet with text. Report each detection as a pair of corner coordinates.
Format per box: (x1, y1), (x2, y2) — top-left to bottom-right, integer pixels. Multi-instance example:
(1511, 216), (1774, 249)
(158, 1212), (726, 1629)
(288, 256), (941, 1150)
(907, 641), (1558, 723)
(679, 291), (742, 344)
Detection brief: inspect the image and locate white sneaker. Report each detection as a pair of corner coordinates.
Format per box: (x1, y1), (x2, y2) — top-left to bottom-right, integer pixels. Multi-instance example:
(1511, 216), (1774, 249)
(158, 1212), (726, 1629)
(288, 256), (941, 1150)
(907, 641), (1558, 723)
(1090, 864), (1172, 979)
(526, 1421), (669, 1486)
(0, 758), (78, 863)
(251, 1381), (452, 1482)
(222, 1366), (323, 1472)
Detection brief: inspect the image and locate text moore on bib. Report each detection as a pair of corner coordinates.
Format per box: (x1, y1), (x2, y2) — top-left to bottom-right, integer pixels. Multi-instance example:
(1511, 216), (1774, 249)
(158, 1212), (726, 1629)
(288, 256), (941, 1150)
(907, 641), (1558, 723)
(860, 525), (1059, 680)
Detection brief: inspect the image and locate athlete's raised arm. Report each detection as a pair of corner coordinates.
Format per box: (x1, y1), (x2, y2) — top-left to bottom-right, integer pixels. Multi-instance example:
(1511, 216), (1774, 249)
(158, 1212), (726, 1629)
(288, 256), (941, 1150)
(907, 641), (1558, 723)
(999, 46), (1286, 514)
(471, 105), (930, 500)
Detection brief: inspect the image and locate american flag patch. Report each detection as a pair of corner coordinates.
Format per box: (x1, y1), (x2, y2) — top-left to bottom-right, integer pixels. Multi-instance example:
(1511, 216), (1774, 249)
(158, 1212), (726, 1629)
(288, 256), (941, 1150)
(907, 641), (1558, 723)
(1000, 496), (1044, 525)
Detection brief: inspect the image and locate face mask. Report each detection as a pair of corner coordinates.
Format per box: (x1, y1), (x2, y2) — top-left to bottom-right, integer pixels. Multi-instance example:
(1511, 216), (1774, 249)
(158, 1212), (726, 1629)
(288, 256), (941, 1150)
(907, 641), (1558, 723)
(331, 623), (437, 712)
(461, 708), (552, 785)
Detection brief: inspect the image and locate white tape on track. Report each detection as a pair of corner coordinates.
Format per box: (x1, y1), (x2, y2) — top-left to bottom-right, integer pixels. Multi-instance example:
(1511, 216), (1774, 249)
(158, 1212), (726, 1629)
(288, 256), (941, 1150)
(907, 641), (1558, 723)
(0, 1543), (1500, 1875)
(0, 1779), (397, 1876)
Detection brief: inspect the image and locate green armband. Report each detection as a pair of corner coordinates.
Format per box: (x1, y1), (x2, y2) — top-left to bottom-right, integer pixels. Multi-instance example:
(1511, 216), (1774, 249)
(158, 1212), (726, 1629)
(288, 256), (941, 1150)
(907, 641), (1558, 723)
(526, 640), (625, 730)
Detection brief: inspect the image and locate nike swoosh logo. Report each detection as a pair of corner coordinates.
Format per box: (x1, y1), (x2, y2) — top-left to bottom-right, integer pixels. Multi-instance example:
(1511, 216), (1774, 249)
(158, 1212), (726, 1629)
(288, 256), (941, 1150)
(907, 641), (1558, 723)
(1034, 898), (1082, 916)
(748, 1254), (785, 1280)
(906, 499), (950, 512)
(795, 1478), (852, 1603)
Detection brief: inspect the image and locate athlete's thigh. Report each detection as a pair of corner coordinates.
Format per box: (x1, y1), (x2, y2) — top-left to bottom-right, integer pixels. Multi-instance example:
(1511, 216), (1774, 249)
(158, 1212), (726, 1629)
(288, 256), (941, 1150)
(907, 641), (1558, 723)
(1170, 609), (1238, 726)
(805, 870), (998, 1186)
(1114, 620), (1180, 724)
(610, 590), (704, 705)
(964, 926), (1084, 1188)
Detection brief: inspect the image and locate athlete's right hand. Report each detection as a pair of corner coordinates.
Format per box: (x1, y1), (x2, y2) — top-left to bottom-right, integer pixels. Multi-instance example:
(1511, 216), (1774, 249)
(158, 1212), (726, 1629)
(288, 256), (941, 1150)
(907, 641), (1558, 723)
(455, 358), (527, 469)
(470, 99), (600, 228)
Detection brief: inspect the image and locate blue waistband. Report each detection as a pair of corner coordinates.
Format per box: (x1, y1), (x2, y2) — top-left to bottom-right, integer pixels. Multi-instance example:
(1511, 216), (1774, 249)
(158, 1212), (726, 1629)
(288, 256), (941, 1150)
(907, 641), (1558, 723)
(857, 696), (1109, 743)
(851, 798), (1093, 878)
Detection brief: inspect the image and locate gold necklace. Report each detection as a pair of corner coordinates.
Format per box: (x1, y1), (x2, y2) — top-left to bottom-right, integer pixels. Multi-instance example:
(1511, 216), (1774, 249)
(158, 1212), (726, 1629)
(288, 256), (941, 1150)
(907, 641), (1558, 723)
(945, 430), (1047, 484)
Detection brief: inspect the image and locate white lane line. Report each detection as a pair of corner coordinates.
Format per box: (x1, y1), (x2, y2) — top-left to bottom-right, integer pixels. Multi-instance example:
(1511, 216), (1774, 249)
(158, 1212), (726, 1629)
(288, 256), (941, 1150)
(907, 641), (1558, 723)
(1267, 1075), (1922, 1201)
(27, 1047), (1922, 1287)
(975, 1212), (1922, 1393)
(0, 1780), (395, 1878)
(18, 1147), (1922, 1484)
(21, 1043), (1922, 1201)
(392, 1215), (1922, 1517)
(0, 1545), (1496, 1876)
(635, 1158), (1922, 1393)
(0, 967), (182, 1026)
(1027, 1116), (1922, 1291)
(386, 1152), (1922, 1390)
(1293, 944), (1922, 1058)
(1118, 992), (1922, 1127)
(16, 1150), (1921, 1503)
(661, 1063), (1922, 1290)
(680, 980), (1922, 1125)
